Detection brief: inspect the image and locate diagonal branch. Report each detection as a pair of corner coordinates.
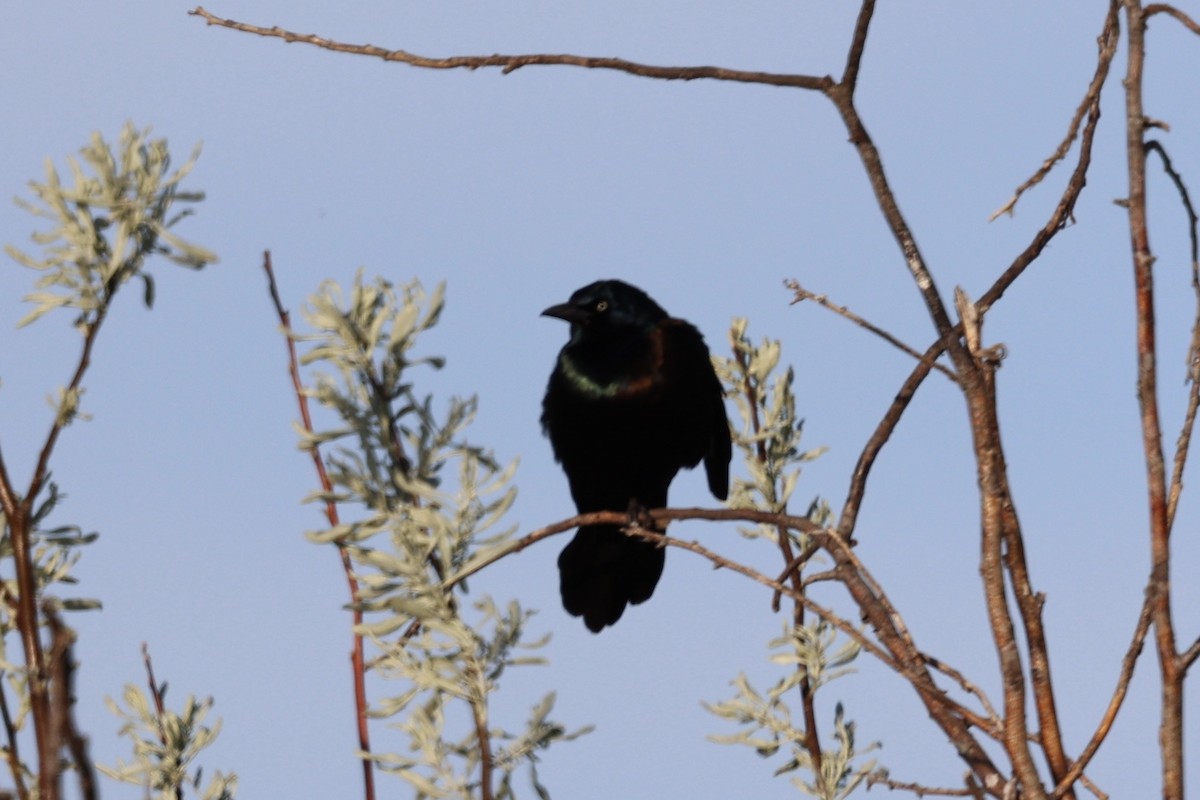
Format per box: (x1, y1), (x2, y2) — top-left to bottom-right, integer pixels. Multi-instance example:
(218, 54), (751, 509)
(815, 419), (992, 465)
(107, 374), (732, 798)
(1145, 3), (1200, 33)
(989, 1), (1120, 222)
(448, 506), (1010, 790)
(978, 0), (1118, 314)
(1053, 595), (1153, 797)
(187, 6), (831, 90)
(786, 280), (960, 383)
(840, 0), (876, 92)
(837, 336), (948, 540)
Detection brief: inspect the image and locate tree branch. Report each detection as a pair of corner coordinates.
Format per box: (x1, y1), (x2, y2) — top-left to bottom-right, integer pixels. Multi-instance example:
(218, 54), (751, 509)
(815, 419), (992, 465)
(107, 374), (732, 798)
(449, 506), (1010, 790)
(978, 0), (1118, 315)
(262, 252), (377, 800)
(1144, 140), (1200, 531)
(1121, 3), (1183, 797)
(1052, 595), (1153, 797)
(1144, 3), (1200, 33)
(988, 1), (1120, 222)
(188, 7), (832, 90)
(786, 280), (959, 383)
(836, 337), (946, 540)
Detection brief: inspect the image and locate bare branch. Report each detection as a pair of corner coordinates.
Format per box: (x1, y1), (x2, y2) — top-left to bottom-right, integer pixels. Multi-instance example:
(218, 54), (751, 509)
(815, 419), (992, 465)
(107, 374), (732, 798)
(447, 506), (1007, 787)
(841, 0), (876, 92)
(1144, 140), (1200, 531)
(837, 337), (947, 539)
(1181, 636), (1200, 671)
(1122, 3), (1184, 796)
(866, 773), (975, 797)
(786, 280), (959, 383)
(989, 1), (1120, 221)
(1053, 596), (1153, 797)
(0, 443), (16, 522)
(1145, 3), (1200, 33)
(978, 1), (1118, 315)
(188, 7), (831, 90)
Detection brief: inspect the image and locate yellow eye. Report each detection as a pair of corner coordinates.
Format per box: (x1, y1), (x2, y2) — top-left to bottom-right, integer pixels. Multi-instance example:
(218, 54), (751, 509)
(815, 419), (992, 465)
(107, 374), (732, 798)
(596, 300), (609, 312)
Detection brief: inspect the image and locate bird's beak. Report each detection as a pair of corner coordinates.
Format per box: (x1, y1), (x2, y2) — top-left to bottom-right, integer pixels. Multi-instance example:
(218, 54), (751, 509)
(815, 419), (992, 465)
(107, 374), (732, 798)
(541, 303), (590, 324)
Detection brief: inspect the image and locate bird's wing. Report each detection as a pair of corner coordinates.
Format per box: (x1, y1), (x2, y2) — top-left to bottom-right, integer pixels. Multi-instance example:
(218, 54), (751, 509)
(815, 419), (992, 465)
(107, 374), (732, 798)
(661, 319), (732, 501)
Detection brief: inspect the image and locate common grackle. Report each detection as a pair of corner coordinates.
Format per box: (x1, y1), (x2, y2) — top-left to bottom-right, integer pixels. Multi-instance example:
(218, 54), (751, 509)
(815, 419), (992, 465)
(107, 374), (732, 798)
(541, 280), (731, 632)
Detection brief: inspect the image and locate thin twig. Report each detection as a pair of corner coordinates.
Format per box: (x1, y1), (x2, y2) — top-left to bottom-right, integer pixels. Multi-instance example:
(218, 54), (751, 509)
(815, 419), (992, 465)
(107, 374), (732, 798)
(840, 0), (875, 93)
(0, 444), (16, 522)
(1144, 140), (1200, 530)
(445, 507), (1000, 739)
(262, 252), (377, 800)
(921, 653), (1002, 736)
(866, 772), (975, 797)
(988, 1), (1120, 221)
(978, 0), (1118, 316)
(45, 608), (96, 800)
(837, 337), (947, 539)
(1122, 3), (1184, 797)
(188, 7), (832, 90)
(0, 672), (28, 800)
(785, 280), (959, 383)
(1145, 3), (1200, 33)
(1180, 636), (1199, 671)
(1052, 596), (1152, 797)
(468, 666), (494, 800)
(771, 541), (819, 610)
(140, 644), (179, 800)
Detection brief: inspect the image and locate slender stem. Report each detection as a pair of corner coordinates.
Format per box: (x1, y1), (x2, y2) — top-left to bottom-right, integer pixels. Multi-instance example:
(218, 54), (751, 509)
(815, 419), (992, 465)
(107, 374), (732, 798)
(1053, 596), (1153, 796)
(468, 664), (494, 800)
(188, 6), (832, 90)
(1144, 140), (1200, 531)
(786, 281), (959, 383)
(262, 252), (377, 800)
(140, 644), (180, 800)
(732, 344), (824, 780)
(1121, 4), (1183, 797)
(16, 305), (109, 800)
(0, 669), (29, 800)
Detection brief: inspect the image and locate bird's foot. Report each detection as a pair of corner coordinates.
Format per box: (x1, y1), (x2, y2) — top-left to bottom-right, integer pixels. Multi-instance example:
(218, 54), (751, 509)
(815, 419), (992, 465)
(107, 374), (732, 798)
(624, 499), (666, 547)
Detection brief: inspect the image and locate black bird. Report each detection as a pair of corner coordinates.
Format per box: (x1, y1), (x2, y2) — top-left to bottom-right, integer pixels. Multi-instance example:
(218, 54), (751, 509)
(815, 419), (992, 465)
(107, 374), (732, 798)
(541, 280), (731, 632)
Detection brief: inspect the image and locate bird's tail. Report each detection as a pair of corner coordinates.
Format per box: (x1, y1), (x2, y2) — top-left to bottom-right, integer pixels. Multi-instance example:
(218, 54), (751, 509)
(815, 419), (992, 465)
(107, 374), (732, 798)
(558, 524), (665, 633)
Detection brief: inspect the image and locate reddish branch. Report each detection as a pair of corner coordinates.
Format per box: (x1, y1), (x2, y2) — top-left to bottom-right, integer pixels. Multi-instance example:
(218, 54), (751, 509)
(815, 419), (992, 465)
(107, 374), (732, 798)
(262, 252), (377, 800)
(0, 296), (112, 800)
(46, 609), (95, 800)
(1122, 4), (1184, 798)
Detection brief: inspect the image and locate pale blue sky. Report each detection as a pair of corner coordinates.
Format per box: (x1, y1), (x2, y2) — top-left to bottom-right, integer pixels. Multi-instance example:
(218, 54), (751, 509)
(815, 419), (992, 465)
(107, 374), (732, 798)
(1, 2), (1197, 797)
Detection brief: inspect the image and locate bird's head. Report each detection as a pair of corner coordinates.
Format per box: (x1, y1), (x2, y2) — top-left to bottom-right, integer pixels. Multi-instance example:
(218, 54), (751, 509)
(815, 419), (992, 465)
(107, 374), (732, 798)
(542, 280), (668, 342)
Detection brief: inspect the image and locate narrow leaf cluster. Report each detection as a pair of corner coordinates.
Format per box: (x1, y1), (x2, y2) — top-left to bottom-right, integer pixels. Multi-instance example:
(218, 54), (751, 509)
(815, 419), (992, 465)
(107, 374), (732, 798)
(98, 685), (236, 800)
(6, 121), (217, 329)
(708, 320), (876, 798)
